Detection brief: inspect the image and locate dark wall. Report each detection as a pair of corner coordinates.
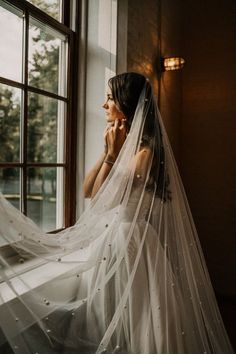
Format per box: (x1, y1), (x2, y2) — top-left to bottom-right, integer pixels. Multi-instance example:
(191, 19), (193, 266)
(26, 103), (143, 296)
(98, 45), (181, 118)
(158, 0), (184, 164)
(125, 0), (236, 295)
(181, 0), (236, 297)
(126, 0), (159, 94)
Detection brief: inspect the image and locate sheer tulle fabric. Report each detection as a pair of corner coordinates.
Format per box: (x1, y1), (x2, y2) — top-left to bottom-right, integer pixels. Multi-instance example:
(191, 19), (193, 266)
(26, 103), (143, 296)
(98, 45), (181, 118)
(0, 83), (234, 354)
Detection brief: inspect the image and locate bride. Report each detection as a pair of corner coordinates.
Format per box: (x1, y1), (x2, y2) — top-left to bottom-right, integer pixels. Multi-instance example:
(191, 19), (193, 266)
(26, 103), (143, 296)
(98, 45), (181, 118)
(0, 72), (234, 354)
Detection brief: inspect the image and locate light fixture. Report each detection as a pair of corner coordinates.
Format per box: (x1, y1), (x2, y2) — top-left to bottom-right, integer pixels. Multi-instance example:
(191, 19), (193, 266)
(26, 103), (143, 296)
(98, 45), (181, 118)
(161, 57), (185, 71)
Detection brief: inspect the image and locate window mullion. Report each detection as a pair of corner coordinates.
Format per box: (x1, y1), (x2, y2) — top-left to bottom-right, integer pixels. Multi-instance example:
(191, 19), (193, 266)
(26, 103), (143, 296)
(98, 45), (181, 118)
(22, 8), (29, 215)
(64, 30), (77, 227)
(62, 0), (70, 28)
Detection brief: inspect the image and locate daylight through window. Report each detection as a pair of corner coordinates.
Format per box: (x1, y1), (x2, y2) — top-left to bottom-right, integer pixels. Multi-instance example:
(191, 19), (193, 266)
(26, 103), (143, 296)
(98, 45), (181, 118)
(0, 0), (77, 232)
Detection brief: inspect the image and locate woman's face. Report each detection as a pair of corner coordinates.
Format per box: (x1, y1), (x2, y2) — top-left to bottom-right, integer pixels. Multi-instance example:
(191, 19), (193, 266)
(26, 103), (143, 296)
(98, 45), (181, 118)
(102, 87), (125, 123)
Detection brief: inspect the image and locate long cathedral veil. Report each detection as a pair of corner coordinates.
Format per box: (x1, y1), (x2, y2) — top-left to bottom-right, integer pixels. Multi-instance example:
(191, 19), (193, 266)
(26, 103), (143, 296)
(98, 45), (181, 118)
(0, 79), (234, 354)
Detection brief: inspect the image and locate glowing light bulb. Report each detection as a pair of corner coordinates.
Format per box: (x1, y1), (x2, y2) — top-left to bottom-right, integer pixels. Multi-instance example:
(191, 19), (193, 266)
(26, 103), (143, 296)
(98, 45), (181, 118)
(161, 57), (185, 71)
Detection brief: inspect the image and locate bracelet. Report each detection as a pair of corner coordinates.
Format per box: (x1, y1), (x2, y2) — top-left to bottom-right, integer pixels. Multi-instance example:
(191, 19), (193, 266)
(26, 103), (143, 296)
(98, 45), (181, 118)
(104, 159), (115, 166)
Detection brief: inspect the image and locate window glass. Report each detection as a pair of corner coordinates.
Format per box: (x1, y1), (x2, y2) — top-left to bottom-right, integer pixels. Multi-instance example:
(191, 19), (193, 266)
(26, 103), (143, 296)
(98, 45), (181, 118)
(0, 84), (21, 162)
(27, 167), (64, 231)
(29, 17), (67, 96)
(0, 2), (23, 82)
(0, 167), (20, 209)
(0, 0), (73, 232)
(27, 0), (62, 21)
(28, 93), (65, 163)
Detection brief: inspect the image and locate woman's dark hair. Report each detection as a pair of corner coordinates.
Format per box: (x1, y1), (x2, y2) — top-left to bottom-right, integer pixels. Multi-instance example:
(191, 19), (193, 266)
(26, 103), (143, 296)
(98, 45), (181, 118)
(108, 72), (146, 130)
(108, 72), (170, 201)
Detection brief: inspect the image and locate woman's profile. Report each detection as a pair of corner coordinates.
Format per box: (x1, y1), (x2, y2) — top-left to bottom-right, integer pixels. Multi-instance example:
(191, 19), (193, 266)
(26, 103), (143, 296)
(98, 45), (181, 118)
(0, 72), (234, 354)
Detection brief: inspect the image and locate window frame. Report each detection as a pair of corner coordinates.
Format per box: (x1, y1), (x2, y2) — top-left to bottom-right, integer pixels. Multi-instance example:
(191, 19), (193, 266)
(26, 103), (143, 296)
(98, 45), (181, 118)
(0, 0), (78, 231)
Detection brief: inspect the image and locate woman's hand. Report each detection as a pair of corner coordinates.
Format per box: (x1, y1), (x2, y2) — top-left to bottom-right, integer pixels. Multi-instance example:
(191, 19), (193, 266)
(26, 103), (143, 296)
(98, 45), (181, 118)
(105, 119), (127, 160)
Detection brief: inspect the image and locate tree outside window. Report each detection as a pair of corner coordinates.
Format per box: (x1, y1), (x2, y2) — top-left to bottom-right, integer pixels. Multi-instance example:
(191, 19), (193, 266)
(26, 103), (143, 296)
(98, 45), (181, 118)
(0, 0), (77, 232)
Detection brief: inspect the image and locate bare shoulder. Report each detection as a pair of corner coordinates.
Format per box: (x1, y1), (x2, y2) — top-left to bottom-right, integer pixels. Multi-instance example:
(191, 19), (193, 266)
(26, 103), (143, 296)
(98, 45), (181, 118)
(134, 145), (152, 170)
(136, 145), (152, 159)
(138, 145), (152, 154)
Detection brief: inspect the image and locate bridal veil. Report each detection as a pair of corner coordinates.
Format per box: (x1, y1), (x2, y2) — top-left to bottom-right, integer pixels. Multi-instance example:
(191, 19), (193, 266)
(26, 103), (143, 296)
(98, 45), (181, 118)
(0, 75), (234, 354)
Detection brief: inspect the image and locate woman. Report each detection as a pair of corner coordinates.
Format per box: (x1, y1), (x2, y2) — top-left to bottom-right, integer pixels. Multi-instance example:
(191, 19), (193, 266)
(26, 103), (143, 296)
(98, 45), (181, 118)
(0, 73), (234, 354)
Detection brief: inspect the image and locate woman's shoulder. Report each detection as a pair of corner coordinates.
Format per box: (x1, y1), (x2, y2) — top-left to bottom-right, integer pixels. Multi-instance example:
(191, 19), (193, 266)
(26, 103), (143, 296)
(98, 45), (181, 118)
(134, 145), (152, 171)
(137, 145), (152, 157)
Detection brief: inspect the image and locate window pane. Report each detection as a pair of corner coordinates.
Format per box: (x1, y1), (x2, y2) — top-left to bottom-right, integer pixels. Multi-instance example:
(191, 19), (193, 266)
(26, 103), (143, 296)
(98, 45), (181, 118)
(0, 167), (20, 209)
(28, 93), (65, 163)
(0, 1), (23, 82)
(27, 167), (64, 231)
(28, 17), (67, 96)
(27, 0), (62, 21)
(0, 84), (21, 163)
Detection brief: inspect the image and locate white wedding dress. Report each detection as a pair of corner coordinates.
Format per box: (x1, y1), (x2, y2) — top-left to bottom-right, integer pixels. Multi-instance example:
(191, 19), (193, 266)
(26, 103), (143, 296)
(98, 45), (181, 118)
(0, 85), (234, 354)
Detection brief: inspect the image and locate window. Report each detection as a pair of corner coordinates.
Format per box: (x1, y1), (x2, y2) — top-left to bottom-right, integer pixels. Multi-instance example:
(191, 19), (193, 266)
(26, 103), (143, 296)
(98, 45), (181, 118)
(0, 0), (77, 232)
(27, 0), (62, 21)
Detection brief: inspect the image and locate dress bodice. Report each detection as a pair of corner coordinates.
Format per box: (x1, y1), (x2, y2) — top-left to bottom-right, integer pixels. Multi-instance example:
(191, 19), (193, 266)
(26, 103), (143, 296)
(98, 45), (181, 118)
(119, 187), (153, 223)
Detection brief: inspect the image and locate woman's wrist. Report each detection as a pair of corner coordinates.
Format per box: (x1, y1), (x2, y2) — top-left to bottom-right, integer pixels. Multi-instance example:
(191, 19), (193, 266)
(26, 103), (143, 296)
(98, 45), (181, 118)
(104, 159), (114, 166)
(103, 153), (117, 167)
(105, 153), (117, 162)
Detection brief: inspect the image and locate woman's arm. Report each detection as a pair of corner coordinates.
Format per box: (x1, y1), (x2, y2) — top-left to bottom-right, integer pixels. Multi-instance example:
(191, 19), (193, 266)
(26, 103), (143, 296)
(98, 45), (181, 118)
(83, 123), (117, 198)
(83, 152), (107, 198)
(90, 119), (127, 198)
(90, 154), (115, 198)
(90, 145), (153, 199)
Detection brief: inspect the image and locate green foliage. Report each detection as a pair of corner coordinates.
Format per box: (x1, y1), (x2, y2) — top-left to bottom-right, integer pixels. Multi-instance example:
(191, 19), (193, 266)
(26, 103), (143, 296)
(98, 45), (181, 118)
(27, 19), (60, 182)
(1, 0), (62, 188)
(27, 0), (60, 20)
(28, 35), (58, 165)
(0, 86), (20, 164)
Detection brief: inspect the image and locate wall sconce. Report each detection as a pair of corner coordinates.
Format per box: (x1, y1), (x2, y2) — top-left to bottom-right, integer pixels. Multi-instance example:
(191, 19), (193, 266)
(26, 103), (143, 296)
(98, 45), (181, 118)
(161, 57), (185, 71)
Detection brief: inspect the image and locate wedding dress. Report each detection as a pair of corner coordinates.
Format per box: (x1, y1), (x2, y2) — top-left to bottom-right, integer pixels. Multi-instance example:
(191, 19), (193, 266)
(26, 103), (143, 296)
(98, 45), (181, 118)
(0, 82), (234, 354)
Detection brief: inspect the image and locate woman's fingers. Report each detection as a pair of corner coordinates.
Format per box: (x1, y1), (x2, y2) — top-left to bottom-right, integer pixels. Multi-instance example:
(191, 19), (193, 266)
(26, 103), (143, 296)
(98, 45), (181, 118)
(114, 119), (119, 130)
(120, 118), (126, 130)
(103, 125), (110, 137)
(105, 118), (127, 158)
(106, 118), (126, 144)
